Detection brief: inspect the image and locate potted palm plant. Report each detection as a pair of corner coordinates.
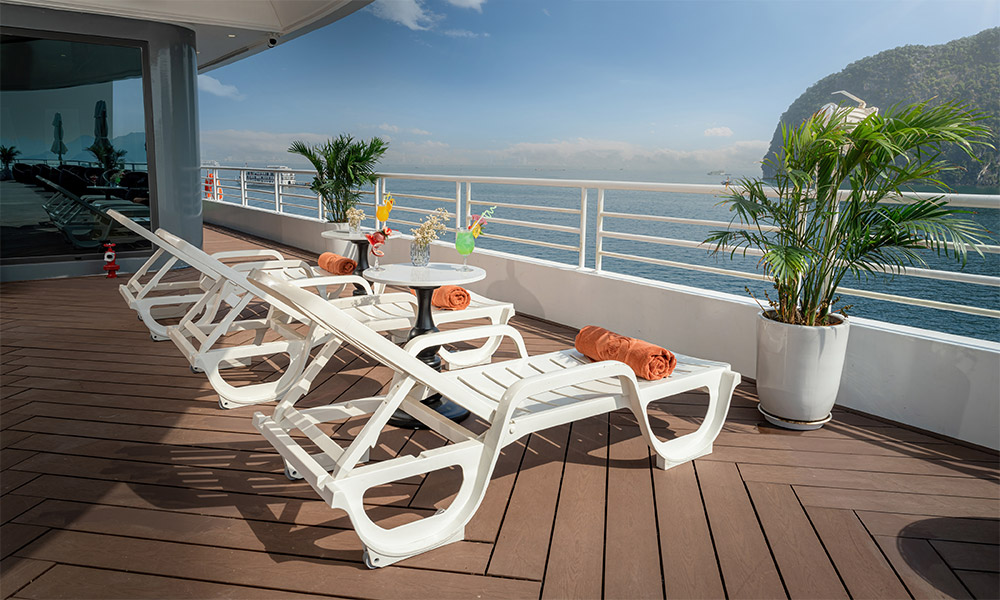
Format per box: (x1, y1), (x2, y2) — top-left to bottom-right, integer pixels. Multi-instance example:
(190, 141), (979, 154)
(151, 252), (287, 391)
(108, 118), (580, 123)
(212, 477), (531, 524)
(0, 145), (20, 180)
(288, 134), (388, 225)
(706, 98), (992, 429)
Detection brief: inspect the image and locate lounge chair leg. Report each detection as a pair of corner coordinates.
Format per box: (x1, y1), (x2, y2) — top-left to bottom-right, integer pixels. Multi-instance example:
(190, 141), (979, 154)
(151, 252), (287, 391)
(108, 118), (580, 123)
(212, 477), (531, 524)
(635, 370), (739, 471)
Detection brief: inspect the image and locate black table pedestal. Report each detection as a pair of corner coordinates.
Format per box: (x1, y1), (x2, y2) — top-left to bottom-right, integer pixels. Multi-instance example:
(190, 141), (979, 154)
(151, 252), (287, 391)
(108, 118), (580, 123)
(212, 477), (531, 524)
(387, 286), (471, 429)
(349, 239), (371, 296)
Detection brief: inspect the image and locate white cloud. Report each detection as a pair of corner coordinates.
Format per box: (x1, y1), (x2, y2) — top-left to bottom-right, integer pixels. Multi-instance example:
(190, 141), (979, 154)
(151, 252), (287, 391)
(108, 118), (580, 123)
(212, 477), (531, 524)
(378, 123), (432, 136)
(444, 29), (489, 38)
(368, 0), (439, 30)
(445, 0), (486, 11)
(200, 129), (329, 165)
(197, 75), (244, 100)
(704, 126), (734, 137)
(200, 129), (769, 179)
(542, 8), (550, 16)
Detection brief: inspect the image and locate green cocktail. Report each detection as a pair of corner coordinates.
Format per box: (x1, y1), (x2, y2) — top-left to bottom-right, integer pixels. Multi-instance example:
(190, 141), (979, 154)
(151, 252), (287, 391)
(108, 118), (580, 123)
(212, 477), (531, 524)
(455, 230), (475, 271)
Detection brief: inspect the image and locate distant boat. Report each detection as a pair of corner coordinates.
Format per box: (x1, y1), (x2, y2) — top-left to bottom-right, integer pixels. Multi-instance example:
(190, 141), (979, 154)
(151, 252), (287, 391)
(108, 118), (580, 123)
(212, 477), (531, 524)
(246, 165), (296, 185)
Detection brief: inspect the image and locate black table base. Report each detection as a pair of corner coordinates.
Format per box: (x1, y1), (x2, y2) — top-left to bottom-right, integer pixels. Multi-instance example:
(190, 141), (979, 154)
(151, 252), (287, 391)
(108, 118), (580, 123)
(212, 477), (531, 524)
(350, 239), (371, 296)
(387, 286), (471, 429)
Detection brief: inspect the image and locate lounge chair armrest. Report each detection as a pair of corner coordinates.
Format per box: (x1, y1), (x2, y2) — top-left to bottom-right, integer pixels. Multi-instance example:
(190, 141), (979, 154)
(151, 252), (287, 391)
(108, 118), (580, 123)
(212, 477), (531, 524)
(402, 324), (528, 359)
(288, 274), (373, 295)
(499, 360), (637, 416)
(231, 259), (309, 272)
(211, 249), (284, 262)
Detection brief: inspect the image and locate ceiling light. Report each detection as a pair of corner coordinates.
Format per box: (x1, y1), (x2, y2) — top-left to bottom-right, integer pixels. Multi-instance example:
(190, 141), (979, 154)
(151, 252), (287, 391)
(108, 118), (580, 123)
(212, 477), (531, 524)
(228, 34), (237, 38)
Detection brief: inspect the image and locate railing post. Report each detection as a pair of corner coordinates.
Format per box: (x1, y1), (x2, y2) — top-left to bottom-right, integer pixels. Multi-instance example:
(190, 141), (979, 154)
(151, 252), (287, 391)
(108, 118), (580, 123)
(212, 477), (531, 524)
(377, 177), (386, 229)
(274, 169), (281, 213)
(595, 188), (605, 271)
(464, 182), (472, 233)
(455, 181), (463, 231)
(240, 169), (247, 206)
(213, 168), (220, 202)
(578, 187), (588, 269)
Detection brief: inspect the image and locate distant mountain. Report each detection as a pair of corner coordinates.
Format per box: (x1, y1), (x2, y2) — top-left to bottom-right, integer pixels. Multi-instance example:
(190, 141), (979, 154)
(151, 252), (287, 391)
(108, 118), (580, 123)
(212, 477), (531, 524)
(763, 28), (999, 188)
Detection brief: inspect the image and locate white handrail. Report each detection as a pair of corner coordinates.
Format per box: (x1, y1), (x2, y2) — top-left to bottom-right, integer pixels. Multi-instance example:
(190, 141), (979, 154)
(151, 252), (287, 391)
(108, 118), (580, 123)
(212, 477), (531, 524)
(202, 165), (999, 322)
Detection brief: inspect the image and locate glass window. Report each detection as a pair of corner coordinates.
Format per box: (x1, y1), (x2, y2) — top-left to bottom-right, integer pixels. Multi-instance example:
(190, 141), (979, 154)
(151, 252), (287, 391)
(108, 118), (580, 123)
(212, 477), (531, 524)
(0, 33), (151, 263)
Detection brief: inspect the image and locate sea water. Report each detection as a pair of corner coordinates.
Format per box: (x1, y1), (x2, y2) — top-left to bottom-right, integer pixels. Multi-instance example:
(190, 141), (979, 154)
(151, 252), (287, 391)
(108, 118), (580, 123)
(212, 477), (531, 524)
(233, 165), (1000, 343)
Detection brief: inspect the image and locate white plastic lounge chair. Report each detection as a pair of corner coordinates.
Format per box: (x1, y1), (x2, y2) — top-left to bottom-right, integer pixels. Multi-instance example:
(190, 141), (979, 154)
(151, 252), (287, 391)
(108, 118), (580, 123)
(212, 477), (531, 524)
(108, 208), (300, 341)
(152, 229), (515, 409)
(246, 269), (740, 568)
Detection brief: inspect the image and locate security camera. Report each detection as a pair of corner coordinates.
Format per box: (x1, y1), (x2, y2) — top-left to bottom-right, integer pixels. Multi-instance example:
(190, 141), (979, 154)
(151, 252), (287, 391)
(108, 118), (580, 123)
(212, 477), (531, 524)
(267, 36), (278, 48)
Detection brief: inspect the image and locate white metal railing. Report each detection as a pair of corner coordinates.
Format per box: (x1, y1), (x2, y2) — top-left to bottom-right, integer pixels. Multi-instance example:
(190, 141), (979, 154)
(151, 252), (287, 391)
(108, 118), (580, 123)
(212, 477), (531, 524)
(201, 165), (1000, 320)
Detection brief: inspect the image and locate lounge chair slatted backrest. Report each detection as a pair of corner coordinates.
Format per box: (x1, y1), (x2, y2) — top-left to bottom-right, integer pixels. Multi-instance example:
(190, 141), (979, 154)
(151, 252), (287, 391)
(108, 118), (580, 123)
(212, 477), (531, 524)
(245, 269), (738, 568)
(249, 268), (495, 416)
(107, 208), (290, 342)
(150, 227), (514, 410)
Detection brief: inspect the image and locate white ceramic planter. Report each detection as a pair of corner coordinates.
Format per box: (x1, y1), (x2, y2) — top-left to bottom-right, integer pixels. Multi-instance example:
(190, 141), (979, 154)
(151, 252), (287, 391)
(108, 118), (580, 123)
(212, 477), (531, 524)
(755, 311), (850, 430)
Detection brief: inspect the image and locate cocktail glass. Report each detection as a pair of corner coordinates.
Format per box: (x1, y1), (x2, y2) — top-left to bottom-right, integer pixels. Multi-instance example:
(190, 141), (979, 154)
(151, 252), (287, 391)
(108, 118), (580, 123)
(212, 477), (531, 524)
(455, 230), (475, 272)
(366, 232), (386, 272)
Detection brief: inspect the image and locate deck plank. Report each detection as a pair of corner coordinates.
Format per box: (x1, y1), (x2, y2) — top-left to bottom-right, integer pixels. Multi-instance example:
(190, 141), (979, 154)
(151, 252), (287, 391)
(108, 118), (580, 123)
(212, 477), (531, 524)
(603, 413), (663, 600)
(696, 460), (786, 599)
(15, 530), (540, 600)
(15, 564), (336, 600)
(745, 482), (847, 599)
(856, 511), (1000, 544)
(0, 557), (55, 599)
(653, 461), (726, 599)
(804, 506), (910, 599)
(954, 570), (999, 600)
(486, 425), (571, 580)
(874, 535), (972, 599)
(540, 416), (607, 600)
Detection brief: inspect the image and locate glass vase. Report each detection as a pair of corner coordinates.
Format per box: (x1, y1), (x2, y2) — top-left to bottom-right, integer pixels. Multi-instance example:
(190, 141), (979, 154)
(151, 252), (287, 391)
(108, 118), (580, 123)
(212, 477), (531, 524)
(410, 243), (430, 267)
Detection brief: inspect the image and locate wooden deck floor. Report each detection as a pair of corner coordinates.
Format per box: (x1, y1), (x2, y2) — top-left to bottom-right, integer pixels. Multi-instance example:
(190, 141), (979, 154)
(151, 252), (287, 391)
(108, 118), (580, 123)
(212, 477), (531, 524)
(2, 226), (998, 600)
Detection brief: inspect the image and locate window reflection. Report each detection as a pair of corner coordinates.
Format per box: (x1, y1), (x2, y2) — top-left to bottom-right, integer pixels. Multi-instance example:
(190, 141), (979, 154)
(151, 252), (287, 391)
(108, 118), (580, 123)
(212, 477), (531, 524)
(0, 33), (151, 262)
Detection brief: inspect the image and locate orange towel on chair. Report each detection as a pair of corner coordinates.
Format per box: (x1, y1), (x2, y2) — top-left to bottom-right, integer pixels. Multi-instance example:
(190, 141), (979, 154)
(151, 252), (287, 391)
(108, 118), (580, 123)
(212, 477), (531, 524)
(318, 252), (356, 275)
(574, 325), (677, 380)
(433, 286), (471, 310)
(411, 286), (471, 310)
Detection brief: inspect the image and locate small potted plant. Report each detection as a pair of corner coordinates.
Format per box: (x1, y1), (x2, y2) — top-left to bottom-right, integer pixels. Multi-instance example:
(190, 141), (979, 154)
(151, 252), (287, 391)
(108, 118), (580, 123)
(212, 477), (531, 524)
(410, 207), (449, 267)
(288, 134), (388, 226)
(705, 97), (991, 429)
(0, 145), (20, 180)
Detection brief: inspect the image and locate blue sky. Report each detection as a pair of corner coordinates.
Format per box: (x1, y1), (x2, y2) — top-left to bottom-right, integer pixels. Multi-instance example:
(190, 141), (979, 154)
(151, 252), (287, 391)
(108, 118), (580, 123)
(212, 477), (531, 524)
(198, 0), (1000, 178)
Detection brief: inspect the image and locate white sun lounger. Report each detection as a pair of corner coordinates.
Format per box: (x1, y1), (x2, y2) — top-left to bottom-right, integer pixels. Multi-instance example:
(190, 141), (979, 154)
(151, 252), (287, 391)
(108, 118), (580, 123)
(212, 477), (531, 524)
(108, 209), (303, 341)
(246, 269), (739, 568)
(151, 229), (515, 409)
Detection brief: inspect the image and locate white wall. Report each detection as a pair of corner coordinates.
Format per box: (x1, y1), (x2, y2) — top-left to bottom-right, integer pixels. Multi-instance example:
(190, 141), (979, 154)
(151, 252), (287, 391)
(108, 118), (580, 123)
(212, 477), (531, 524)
(204, 201), (1000, 450)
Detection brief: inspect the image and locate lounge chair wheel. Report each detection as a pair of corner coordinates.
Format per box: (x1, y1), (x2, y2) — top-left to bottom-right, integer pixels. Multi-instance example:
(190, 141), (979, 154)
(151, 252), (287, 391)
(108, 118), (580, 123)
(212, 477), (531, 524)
(218, 397), (237, 410)
(363, 548), (380, 569)
(283, 462), (302, 480)
(190, 365), (203, 374)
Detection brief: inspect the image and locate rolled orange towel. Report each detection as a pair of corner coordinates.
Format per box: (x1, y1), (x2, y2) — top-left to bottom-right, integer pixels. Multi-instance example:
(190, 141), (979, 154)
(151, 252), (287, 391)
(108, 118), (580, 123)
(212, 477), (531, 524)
(433, 285), (471, 310)
(410, 286), (471, 310)
(318, 252), (356, 275)
(574, 325), (677, 380)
